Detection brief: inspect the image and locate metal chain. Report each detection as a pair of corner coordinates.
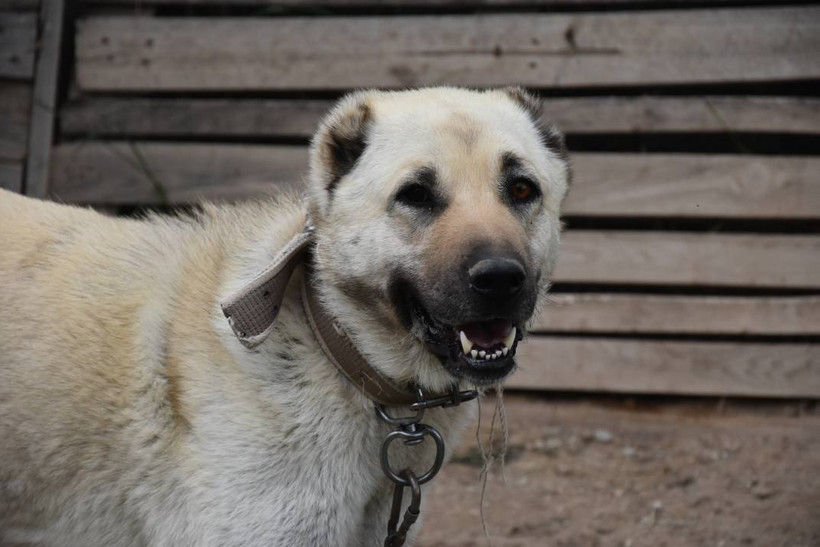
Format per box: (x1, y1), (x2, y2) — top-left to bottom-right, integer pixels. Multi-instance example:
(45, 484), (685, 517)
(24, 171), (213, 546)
(384, 470), (421, 547)
(377, 386), (478, 547)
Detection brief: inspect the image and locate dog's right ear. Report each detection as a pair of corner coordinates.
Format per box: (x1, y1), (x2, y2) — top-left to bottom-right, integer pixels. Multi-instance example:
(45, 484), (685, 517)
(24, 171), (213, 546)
(496, 86), (568, 162)
(308, 92), (373, 217)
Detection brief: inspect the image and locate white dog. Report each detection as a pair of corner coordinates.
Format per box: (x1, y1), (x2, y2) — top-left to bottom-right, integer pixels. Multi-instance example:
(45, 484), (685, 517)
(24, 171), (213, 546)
(0, 87), (570, 546)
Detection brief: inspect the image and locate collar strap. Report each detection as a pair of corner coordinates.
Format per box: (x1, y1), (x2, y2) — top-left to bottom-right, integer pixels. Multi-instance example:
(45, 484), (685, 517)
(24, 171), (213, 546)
(300, 272), (420, 406)
(221, 226), (314, 348)
(220, 225), (456, 407)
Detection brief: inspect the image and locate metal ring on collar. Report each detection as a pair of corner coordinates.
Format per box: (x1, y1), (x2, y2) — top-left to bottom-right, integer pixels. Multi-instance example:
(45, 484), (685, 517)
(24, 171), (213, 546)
(380, 425), (445, 486)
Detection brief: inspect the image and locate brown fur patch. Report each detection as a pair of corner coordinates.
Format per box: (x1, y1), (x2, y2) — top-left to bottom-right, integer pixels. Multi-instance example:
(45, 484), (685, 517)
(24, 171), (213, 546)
(165, 242), (232, 429)
(439, 111), (481, 149)
(424, 199), (526, 279)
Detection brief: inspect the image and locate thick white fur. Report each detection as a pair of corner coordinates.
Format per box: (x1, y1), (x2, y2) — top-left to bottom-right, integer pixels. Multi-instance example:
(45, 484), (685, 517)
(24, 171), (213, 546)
(0, 88), (569, 546)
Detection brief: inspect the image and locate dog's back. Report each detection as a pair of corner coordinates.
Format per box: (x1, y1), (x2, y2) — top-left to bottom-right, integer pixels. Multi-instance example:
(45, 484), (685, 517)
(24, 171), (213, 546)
(0, 190), (204, 543)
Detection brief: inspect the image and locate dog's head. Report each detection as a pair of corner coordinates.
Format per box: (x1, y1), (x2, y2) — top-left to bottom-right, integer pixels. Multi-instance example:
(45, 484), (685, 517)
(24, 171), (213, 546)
(306, 87), (570, 391)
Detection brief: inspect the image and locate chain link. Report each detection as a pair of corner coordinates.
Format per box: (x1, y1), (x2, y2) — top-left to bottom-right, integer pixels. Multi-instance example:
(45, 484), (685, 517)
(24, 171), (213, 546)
(383, 470), (421, 547)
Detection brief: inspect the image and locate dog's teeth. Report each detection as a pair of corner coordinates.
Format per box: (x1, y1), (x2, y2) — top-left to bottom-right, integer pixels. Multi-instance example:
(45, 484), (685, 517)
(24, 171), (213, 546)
(459, 331), (474, 354)
(471, 349), (478, 359)
(495, 350), (502, 358)
(502, 347), (509, 356)
(489, 353), (496, 360)
(479, 350), (486, 358)
(503, 327), (517, 350)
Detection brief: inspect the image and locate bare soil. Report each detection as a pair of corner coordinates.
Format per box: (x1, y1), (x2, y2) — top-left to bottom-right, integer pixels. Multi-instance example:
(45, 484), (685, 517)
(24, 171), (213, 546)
(419, 394), (820, 547)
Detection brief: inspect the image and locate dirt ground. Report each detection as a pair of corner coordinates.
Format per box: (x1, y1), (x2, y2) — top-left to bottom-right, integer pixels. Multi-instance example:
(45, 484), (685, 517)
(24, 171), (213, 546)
(418, 394), (820, 547)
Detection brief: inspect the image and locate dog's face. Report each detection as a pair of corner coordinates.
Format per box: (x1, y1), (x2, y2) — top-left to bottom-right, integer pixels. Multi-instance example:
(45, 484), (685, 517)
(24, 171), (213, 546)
(308, 87), (570, 389)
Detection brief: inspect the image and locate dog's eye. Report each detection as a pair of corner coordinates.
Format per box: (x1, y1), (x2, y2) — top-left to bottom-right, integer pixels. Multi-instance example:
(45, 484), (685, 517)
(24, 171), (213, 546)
(509, 178), (540, 204)
(396, 184), (434, 207)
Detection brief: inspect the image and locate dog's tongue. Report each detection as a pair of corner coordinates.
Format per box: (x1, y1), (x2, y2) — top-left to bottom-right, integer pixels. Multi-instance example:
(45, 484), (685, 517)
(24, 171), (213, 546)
(459, 319), (512, 348)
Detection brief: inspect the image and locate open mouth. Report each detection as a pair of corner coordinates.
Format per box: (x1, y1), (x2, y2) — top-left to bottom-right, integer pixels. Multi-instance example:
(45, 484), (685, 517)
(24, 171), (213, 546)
(407, 295), (523, 384)
(458, 320), (518, 362)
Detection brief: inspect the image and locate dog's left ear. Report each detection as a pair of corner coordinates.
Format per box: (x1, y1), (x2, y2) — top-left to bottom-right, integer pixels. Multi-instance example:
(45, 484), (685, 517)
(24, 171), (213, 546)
(308, 91), (374, 217)
(496, 86), (568, 162)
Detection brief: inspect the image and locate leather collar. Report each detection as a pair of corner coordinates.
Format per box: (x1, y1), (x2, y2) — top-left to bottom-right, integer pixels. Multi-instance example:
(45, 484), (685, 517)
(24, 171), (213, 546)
(220, 224), (456, 407)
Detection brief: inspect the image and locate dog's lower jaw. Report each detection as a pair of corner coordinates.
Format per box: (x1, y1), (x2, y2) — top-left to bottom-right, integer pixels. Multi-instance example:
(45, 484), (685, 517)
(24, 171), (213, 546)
(305, 274), (470, 396)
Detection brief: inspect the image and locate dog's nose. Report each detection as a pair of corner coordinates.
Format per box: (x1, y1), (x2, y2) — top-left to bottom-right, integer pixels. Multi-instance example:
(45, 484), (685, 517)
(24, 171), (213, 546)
(468, 258), (526, 299)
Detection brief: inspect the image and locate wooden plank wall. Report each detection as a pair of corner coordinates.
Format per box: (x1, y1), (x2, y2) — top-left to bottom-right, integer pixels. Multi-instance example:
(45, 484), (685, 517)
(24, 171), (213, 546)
(0, 2), (38, 193)
(53, 1), (820, 398)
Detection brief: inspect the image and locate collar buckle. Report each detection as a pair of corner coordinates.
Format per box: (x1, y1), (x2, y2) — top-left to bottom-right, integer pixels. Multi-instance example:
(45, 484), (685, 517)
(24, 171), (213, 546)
(409, 386), (478, 412)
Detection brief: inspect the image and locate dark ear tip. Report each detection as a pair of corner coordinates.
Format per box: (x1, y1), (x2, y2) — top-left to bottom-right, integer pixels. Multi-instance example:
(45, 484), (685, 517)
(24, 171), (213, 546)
(497, 86), (543, 118)
(318, 94), (373, 195)
(497, 87), (568, 159)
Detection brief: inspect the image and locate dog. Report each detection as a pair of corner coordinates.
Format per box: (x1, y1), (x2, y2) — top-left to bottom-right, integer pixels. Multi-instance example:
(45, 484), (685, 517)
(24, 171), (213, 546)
(0, 87), (570, 546)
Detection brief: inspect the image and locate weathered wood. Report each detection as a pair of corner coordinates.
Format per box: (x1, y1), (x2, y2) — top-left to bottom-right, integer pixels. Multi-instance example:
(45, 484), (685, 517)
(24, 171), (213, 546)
(48, 143), (820, 219)
(0, 83), (31, 162)
(0, 163), (23, 193)
(510, 337), (820, 397)
(567, 154), (820, 219)
(61, 99), (331, 138)
(60, 96), (820, 138)
(77, 0), (780, 6)
(25, 0), (64, 198)
(75, 8), (820, 91)
(532, 295), (820, 335)
(555, 231), (820, 289)
(0, 12), (37, 79)
(0, 0), (39, 10)
(542, 96), (820, 135)
(49, 143), (308, 204)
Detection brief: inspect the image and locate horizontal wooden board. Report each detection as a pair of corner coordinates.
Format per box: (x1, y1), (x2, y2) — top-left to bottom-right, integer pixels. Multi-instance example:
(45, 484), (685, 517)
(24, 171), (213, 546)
(49, 143), (308, 204)
(0, 83), (31, 162)
(60, 96), (820, 138)
(0, 12), (36, 79)
(76, 8), (820, 91)
(510, 337), (820, 397)
(554, 231), (820, 289)
(0, 163), (23, 193)
(48, 143), (820, 219)
(569, 154), (820, 219)
(61, 99), (332, 139)
(542, 96), (820, 135)
(531, 295), (820, 335)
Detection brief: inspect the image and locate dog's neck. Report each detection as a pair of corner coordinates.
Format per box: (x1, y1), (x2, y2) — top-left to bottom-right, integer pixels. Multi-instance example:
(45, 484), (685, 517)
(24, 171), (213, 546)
(220, 223), (458, 407)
